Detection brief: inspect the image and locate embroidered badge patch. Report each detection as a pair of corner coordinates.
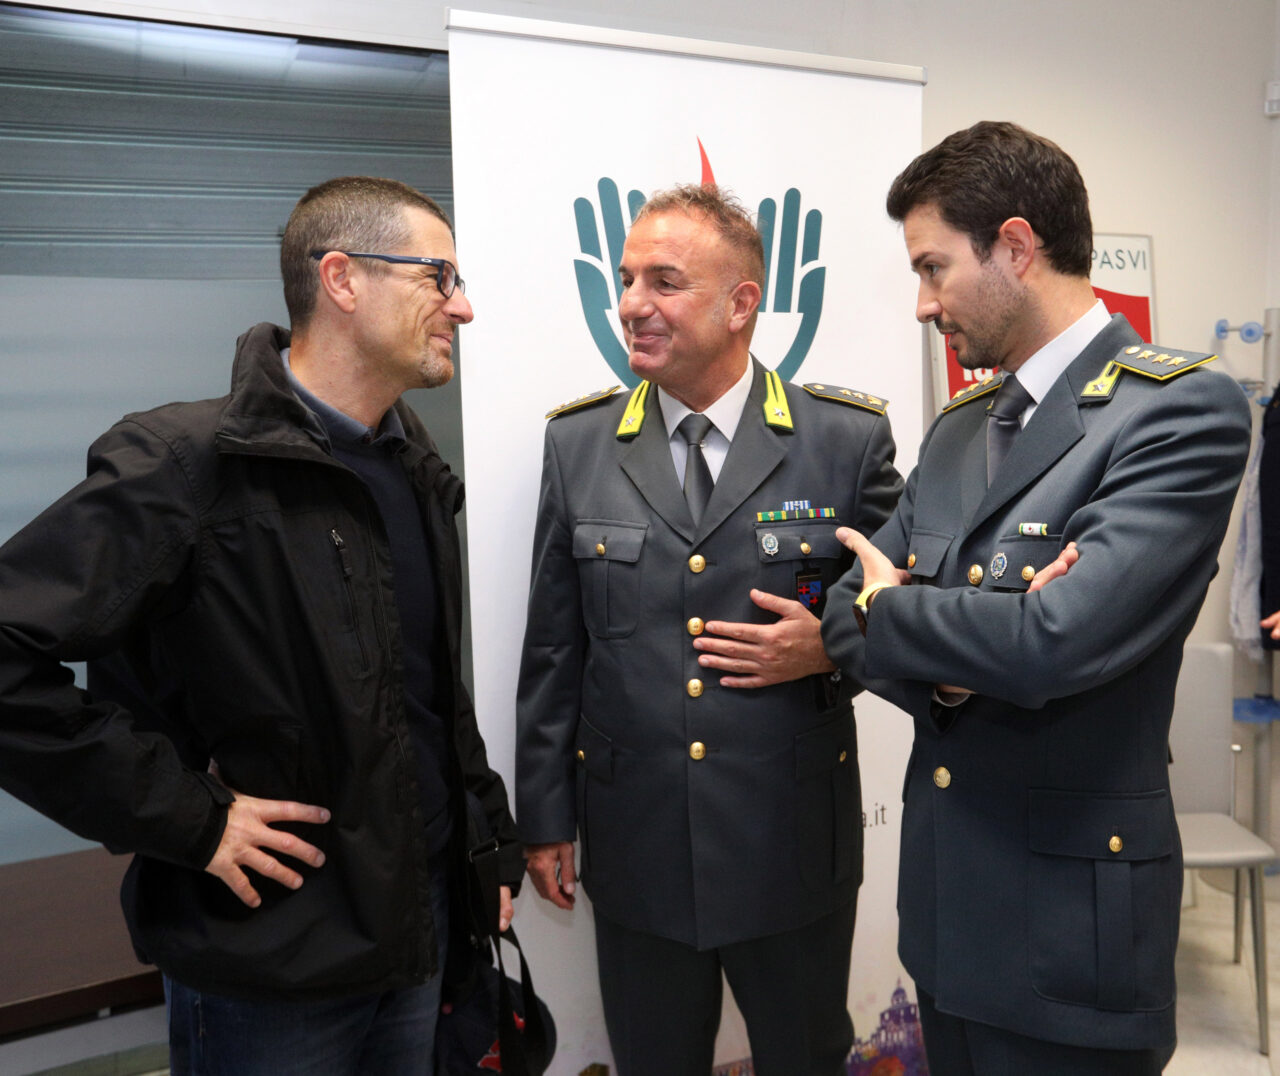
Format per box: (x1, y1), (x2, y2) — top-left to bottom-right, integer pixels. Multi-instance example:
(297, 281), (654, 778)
(796, 571), (824, 611)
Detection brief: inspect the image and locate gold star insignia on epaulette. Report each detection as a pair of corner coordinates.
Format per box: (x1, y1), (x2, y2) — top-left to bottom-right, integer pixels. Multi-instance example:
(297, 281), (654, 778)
(1114, 343), (1217, 382)
(941, 375), (1001, 412)
(802, 382), (888, 415)
(545, 385), (622, 420)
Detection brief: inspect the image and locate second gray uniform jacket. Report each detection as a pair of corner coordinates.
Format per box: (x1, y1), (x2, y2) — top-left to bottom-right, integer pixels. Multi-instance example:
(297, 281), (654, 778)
(516, 360), (902, 949)
(822, 314), (1251, 1050)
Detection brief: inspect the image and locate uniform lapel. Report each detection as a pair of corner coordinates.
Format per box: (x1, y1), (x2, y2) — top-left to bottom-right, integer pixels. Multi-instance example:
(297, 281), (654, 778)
(619, 390), (698, 543)
(697, 360), (786, 540)
(964, 315), (1139, 534)
(957, 405), (991, 523)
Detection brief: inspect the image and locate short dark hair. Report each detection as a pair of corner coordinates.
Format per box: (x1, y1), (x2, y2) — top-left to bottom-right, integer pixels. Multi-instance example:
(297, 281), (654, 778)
(634, 183), (765, 286)
(280, 176), (451, 329)
(886, 121), (1092, 277)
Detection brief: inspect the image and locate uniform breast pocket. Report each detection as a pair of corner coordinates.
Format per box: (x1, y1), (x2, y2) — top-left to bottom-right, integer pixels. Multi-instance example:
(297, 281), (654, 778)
(1027, 788), (1179, 1012)
(753, 519), (843, 615)
(572, 520), (647, 638)
(902, 530), (954, 583)
(988, 534), (1064, 591)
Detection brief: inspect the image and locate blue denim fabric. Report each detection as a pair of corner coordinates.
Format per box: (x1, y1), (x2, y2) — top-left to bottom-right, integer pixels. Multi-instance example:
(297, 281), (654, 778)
(165, 862), (448, 1076)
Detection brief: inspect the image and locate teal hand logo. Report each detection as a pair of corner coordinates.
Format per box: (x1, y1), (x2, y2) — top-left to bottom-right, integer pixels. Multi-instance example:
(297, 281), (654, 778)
(573, 178), (645, 387)
(757, 188), (824, 381)
(572, 170), (825, 383)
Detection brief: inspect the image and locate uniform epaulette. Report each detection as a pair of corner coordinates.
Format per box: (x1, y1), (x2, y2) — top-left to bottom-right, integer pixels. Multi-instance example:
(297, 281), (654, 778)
(941, 375), (1001, 413)
(801, 382), (889, 415)
(545, 385), (622, 420)
(1080, 344), (1217, 401)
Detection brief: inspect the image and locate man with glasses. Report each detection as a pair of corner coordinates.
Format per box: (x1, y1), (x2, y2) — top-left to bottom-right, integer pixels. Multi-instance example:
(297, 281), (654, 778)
(0, 176), (522, 1073)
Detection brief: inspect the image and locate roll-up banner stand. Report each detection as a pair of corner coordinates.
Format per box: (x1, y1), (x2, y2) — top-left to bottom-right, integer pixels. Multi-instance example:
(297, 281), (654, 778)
(448, 11), (926, 1070)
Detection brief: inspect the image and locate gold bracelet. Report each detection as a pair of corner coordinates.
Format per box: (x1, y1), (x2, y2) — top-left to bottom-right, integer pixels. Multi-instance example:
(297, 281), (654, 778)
(855, 581), (895, 612)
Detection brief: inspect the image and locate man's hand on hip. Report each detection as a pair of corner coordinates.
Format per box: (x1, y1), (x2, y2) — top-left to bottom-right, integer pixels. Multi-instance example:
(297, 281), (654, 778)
(204, 791), (330, 908)
(526, 841), (577, 910)
(697, 588), (835, 688)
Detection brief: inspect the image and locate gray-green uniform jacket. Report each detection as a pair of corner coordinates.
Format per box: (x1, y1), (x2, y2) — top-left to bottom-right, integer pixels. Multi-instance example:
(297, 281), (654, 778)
(822, 314), (1251, 1050)
(516, 359), (901, 949)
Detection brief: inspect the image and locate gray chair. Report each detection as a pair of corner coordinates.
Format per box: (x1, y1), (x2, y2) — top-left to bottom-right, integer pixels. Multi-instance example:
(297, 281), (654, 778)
(1170, 641), (1276, 1055)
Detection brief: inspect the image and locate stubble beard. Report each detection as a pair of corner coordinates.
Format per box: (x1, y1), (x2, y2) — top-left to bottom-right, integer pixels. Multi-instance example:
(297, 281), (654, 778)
(947, 261), (1026, 371)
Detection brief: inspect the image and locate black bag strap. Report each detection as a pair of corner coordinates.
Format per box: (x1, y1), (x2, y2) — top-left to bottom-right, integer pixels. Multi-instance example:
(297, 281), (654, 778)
(464, 792), (524, 938)
(493, 926), (550, 1076)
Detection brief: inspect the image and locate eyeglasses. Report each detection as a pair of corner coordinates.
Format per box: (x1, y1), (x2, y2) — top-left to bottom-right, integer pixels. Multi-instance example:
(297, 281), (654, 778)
(309, 250), (465, 298)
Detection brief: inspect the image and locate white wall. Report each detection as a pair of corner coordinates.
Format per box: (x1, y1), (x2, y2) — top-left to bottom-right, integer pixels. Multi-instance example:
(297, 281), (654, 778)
(24, 0), (1279, 645)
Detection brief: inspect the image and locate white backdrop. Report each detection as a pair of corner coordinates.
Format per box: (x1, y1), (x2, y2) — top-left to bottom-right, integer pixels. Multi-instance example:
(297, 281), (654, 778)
(449, 12), (925, 1071)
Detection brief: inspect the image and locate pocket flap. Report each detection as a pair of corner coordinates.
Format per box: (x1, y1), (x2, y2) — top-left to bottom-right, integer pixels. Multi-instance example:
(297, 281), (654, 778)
(754, 521), (843, 563)
(905, 531), (953, 578)
(989, 535), (1064, 591)
(795, 716), (856, 779)
(574, 719), (615, 781)
(1028, 788), (1175, 860)
(572, 521), (647, 563)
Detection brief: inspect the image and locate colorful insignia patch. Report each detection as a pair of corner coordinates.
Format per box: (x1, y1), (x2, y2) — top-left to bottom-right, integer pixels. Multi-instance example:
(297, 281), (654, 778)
(796, 571), (824, 611)
(756, 507), (836, 522)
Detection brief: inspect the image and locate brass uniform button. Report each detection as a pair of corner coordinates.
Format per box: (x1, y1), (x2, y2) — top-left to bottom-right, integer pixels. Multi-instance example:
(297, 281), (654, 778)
(689, 554), (706, 573)
(1109, 835), (1123, 853)
(838, 750), (848, 763)
(687, 678), (704, 697)
(907, 553), (917, 568)
(595, 542), (606, 556)
(933, 766), (951, 789)
(690, 741), (706, 760)
(800, 541), (812, 555)
(1021, 565), (1035, 582)
(687, 617), (705, 636)
(967, 564), (984, 586)
(576, 749), (585, 762)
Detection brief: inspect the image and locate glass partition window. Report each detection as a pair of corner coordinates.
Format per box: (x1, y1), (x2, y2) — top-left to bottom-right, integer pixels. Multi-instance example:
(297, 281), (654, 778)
(0, 2), (462, 863)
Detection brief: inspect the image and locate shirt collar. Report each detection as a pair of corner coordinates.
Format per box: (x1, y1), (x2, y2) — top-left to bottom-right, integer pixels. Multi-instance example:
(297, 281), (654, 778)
(657, 358), (754, 443)
(1012, 300), (1111, 404)
(281, 347), (405, 447)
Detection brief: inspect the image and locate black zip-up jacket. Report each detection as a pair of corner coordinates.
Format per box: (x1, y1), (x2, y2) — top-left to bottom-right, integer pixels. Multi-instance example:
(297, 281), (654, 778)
(0, 322), (521, 999)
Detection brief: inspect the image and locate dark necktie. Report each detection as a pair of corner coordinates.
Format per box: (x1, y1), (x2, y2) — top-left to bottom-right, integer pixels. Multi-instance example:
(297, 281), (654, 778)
(677, 413), (715, 525)
(986, 374), (1033, 485)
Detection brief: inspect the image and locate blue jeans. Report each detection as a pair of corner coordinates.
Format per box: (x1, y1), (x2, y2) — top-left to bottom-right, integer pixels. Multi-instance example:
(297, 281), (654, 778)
(165, 863), (449, 1076)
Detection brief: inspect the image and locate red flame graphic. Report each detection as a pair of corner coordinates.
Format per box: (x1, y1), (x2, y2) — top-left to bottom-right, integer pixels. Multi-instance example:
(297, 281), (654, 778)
(697, 138), (716, 186)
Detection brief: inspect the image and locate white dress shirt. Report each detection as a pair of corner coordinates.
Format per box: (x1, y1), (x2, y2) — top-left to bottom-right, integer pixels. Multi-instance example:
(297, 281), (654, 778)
(657, 360), (754, 483)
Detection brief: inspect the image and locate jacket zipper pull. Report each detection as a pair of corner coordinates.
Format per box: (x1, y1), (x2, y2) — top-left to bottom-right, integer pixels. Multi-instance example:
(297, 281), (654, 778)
(330, 529), (354, 577)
